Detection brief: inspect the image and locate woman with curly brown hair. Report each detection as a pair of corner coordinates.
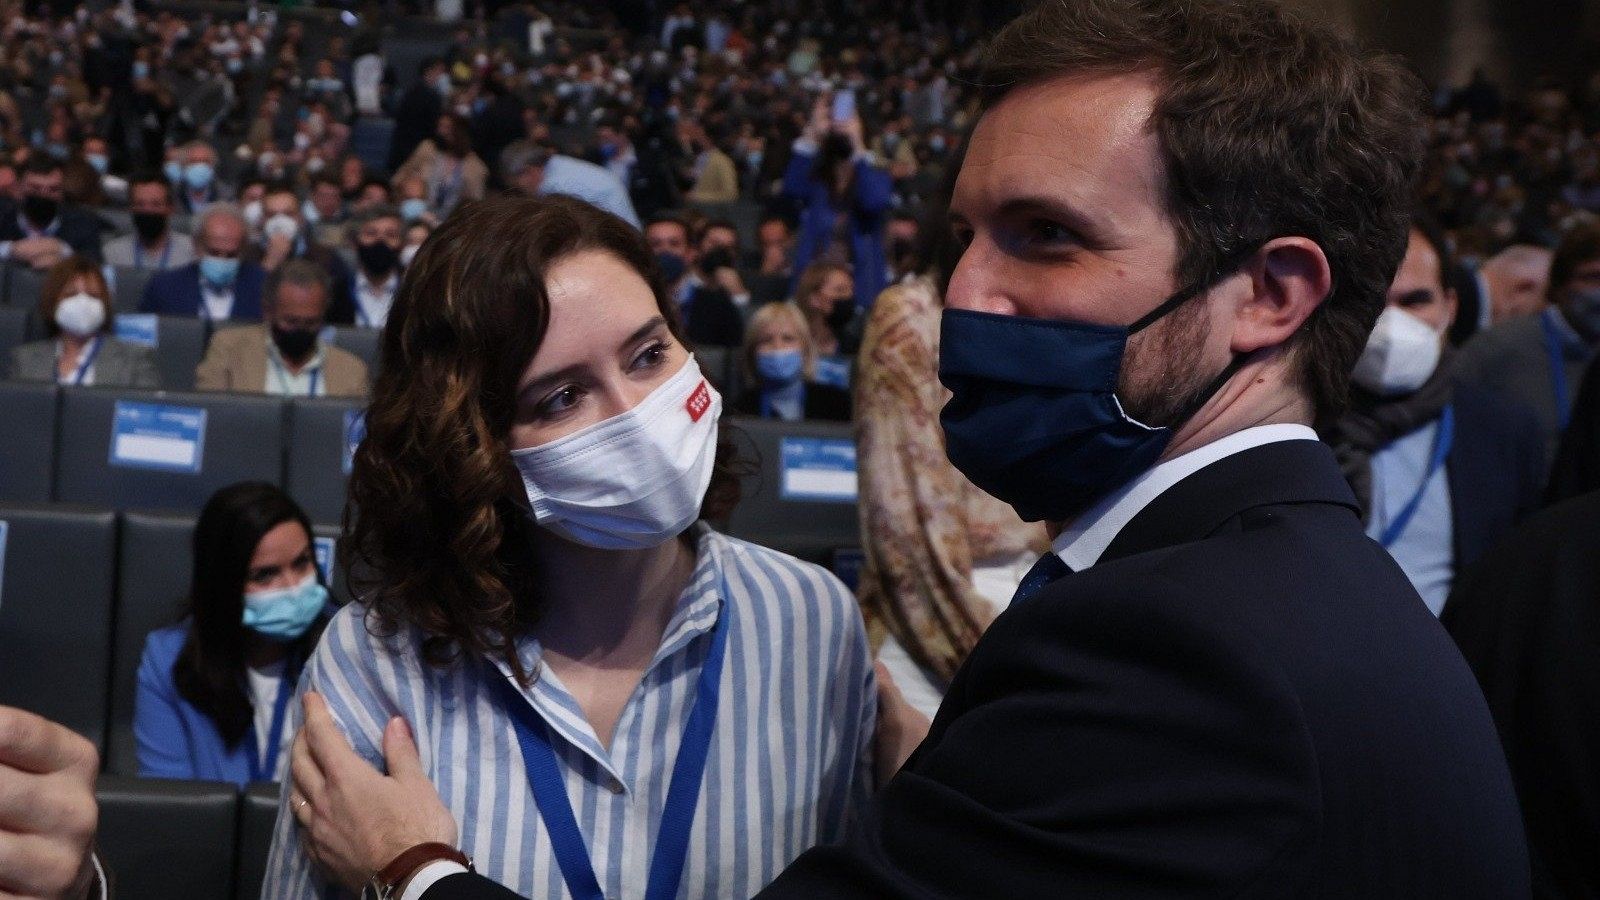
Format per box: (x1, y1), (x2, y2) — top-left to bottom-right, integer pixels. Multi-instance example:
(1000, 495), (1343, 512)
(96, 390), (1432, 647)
(262, 194), (875, 899)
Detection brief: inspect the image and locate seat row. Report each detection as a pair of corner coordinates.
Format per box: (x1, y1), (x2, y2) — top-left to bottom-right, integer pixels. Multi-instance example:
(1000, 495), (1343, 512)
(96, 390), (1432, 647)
(95, 775), (281, 899)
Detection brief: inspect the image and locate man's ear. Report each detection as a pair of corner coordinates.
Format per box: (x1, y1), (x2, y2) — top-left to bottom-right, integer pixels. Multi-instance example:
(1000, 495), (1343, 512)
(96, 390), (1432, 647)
(1230, 237), (1333, 354)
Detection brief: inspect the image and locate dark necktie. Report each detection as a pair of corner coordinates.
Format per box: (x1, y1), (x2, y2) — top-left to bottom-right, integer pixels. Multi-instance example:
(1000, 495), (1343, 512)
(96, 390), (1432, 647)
(1010, 552), (1073, 606)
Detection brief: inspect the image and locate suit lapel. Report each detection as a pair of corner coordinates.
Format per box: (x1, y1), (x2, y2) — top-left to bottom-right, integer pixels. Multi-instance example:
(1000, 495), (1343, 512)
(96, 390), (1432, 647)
(1100, 439), (1360, 565)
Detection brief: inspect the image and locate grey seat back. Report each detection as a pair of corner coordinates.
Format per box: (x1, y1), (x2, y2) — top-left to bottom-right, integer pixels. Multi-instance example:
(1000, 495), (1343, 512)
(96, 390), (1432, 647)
(0, 380), (57, 502)
(326, 325), (382, 377)
(53, 387), (285, 512)
(721, 416), (861, 564)
(1, 261), (44, 309)
(235, 781), (284, 900)
(95, 775), (240, 898)
(0, 304), (34, 360)
(110, 265), (156, 313)
(0, 504), (116, 751)
(284, 396), (366, 526)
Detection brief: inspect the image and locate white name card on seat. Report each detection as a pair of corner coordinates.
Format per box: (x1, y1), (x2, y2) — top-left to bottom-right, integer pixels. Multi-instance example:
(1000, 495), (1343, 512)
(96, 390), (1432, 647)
(314, 536), (336, 586)
(780, 436), (858, 503)
(114, 313), (159, 348)
(108, 401), (207, 473)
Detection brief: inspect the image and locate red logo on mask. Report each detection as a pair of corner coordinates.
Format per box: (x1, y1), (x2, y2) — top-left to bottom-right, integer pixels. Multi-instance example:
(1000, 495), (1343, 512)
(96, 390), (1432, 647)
(685, 381), (712, 422)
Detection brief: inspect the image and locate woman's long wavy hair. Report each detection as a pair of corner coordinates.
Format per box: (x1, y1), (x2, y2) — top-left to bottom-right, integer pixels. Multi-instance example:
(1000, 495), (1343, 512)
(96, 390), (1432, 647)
(346, 194), (739, 682)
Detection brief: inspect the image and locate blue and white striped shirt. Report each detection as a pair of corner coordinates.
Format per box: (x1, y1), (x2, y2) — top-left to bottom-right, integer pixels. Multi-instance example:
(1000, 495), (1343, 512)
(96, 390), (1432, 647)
(261, 525), (876, 898)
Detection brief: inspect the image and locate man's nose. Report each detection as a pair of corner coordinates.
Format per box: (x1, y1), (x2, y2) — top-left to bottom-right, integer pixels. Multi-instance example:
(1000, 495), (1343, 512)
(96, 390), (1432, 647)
(944, 242), (1016, 316)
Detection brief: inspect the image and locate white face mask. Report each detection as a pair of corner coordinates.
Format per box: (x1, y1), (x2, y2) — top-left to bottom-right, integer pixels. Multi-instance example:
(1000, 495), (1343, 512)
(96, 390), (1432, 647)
(512, 356), (722, 550)
(264, 213), (299, 242)
(399, 244), (419, 268)
(1351, 306), (1444, 397)
(55, 292), (106, 337)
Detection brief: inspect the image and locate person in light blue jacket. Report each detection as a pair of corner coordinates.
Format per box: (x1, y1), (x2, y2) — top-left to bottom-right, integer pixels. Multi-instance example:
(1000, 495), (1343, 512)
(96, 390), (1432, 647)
(134, 482), (332, 787)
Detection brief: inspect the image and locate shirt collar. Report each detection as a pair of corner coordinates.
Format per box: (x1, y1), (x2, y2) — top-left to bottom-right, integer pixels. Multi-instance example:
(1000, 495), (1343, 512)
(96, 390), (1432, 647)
(1053, 423), (1320, 572)
(358, 270), (398, 295)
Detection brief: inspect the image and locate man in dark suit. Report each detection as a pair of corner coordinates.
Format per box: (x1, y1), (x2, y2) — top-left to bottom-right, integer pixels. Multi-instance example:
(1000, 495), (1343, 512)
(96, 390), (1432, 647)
(645, 214), (744, 348)
(1321, 220), (1548, 615)
(0, 155), (103, 267)
(388, 57), (448, 175)
(278, 1), (1531, 897)
(249, 185), (356, 324)
(140, 202), (266, 322)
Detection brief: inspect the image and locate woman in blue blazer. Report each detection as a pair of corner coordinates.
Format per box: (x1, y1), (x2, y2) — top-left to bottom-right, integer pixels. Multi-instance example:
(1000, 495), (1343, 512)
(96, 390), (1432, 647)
(782, 102), (894, 312)
(134, 482), (331, 787)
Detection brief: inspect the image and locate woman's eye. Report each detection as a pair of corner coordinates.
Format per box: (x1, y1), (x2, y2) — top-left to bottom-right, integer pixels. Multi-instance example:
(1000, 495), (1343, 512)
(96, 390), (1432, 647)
(538, 385), (584, 416)
(631, 341), (669, 371)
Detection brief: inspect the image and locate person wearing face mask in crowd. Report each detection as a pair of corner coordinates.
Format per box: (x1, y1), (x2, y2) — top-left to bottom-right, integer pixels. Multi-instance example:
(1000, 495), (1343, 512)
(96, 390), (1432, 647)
(394, 113), (487, 217)
(252, 185), (358, 323)
(142, 203), (266, 321)
(348, 204), (405, 329)
(5, 257), (158, 388)
(306, 173), (350, 247)
(783, 99), (892, 312)
(133, 482), (333, 786)
(0, 155), (103, 268)
(645, 214), (743, 346)
(696, 219), (752, 311)
(794, 260), (856, 387)
(1318, 221), (1546, 615)
(195, 259), (369, 398)
(734, 300), (852, 421)
(401, 220), (433, 269)
(260, 196), (874, 900)
(388, 57), (451, 174)
(1456, 222), (1600, 461)
(103, 172), (197, 271)
(174, 140), (232, 215)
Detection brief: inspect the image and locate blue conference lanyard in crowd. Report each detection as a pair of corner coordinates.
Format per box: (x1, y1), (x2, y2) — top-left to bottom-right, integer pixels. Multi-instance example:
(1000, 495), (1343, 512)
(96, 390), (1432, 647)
(1540, 310), (1572, 430)
(1379, 404), (1454, 548)
(61, 335), (102, 386)
(491, 598), (731, 900)
(247, 654), (302, 783)
(271, 356), (322, 397)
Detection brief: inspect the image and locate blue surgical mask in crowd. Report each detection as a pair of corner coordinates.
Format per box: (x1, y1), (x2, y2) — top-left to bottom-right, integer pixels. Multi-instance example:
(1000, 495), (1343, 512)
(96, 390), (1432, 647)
(199, 254), (240, 287)
(301, 198), (322, 224)
(939, 253), (1256, 523)
(756, 348), (804, 384)
(512, 358), (723, 550)
(132, 61), (150, 80)
(164, 160), (183, 183)
(226, 57), (244, 75)
(183, 161), (214, 191)
(400, 197), (429, 222)
(433, 73), (452, 96)
(85, 153), (109, 174)
(242, 572), (328, 641)
(44, 142), (70, 160)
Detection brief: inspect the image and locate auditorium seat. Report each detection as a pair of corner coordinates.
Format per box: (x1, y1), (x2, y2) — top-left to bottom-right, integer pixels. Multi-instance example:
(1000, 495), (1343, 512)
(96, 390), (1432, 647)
(234, 781), (284, 900)
(0, 304), (35, 360)
(147, 315), (210, 390)
(53, 387), (285, 512)
(0, 380), (56, 503)
(285, 396), (366, 526)
(110, 265), (156, 313)
(722, 416), (861, 564)
(95, 775), (240, 898)
(1, 260), (43, 309)
(326, 324), (383, 377)
(0, 503), (116, 751)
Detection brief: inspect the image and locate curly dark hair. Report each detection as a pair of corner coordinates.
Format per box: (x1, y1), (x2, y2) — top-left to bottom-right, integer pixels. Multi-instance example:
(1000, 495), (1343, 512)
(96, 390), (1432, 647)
(980, 0), (1426, 417)
(345, 194), (739, 681)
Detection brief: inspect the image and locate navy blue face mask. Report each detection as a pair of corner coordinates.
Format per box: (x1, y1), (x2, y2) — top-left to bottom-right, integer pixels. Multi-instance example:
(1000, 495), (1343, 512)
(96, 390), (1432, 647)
(939, 262), (1254, 523)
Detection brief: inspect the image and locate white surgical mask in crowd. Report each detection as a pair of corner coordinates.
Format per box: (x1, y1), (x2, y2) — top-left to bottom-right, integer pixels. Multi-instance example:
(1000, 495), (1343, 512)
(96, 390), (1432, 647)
(54, 292), (105, 337)
(511, 357), (722, 550)
(243, 199), (264, 228)
(263, 213), (299, 242)
(1351, 306), (1444, 397)
(399, 243), (420, 268)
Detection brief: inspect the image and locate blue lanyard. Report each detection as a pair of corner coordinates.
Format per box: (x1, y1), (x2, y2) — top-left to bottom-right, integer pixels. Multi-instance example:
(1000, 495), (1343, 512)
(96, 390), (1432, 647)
(1379, 404), (1454, 548)
(134, 239), (171, 270)
(273, 357), (321, 397)
(62, 336), (102, 386)
(490, 602), (731, 900)
(1540, 310), (1573, 430)
(247, 655), (301, 783)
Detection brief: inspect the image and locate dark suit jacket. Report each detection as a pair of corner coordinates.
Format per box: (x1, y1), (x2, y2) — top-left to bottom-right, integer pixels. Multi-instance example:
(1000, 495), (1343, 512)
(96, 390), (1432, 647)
(242, 242), (357, 324)
(425, 440), (1530, 900)
(733, 380), (853, 422)
(0, 200), (104, 262)
(1446, 382), (1547, 575)
(138, 261), (266, 321)
(1443, 491), (1600, 900)
(682, 285), (744, 348)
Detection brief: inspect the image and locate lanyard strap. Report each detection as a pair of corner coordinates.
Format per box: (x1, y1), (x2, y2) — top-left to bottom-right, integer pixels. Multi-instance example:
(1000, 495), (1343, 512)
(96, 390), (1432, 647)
(1540, 310), (1573, 431)
(248, 655), (301, 783)
(62, 336), (102, 386)
(491, 604), (730, 900)
(272, 356), (322, 397)
(1380, 404), (1454, 548)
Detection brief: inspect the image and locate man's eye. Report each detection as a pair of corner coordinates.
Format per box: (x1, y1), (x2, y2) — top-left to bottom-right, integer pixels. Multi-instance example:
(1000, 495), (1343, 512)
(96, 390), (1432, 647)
(1026, 220), (1074, 245)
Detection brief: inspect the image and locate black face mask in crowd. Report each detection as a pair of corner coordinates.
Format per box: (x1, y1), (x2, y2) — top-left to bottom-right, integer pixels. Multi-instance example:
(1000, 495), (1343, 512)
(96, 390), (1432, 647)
(22, 194), (59, 228)
(271, 325), (319, 362)
(132, 212), (168, 243)
(700, 246), (737, 274)
(356, 240), (400, 276)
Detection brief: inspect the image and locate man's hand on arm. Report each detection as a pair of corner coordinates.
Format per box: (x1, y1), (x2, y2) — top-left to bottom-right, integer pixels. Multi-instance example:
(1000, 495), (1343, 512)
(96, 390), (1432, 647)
(0, 705), (100, 900)
(289, 692), (458, 894)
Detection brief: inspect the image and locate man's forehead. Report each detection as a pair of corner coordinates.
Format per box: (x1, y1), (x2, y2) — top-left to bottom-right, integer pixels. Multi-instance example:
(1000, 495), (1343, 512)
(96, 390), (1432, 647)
(954, 72), (1163, 217)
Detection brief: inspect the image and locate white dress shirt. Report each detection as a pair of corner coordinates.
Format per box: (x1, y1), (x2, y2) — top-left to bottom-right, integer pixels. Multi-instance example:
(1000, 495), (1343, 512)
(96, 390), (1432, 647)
(1053, 424), (1322, 571)
(201, 282), (236, 321)
(354, 271), (399, 329)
